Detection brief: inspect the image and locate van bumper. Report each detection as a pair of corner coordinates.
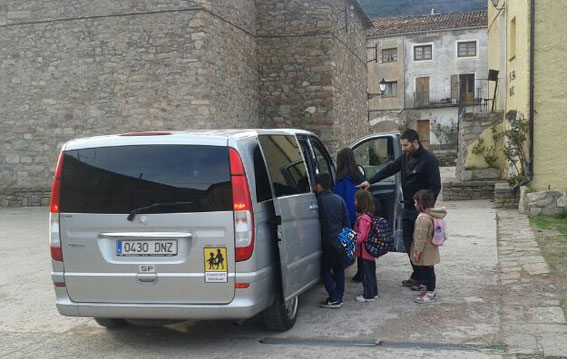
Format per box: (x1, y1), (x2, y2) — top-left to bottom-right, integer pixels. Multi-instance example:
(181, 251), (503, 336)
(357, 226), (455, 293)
(55, 268), (276, 320)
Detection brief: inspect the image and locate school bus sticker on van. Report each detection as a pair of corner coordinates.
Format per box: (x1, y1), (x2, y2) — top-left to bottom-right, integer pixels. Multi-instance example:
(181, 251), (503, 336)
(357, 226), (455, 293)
(203, 247), (228, 283)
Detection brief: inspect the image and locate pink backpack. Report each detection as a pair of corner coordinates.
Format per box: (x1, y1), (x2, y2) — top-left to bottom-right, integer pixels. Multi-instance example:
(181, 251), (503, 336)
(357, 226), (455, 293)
(417, 213), (448, 246)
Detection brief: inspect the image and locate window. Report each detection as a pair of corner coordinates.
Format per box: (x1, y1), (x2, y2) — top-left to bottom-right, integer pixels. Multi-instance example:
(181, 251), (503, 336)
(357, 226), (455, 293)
(415, 77), (430, 105)
(259, 135), (311, 197)
(310, 137), (333, 177)
(352, 137), (395, 184)
(457, 41), (477, 58)
(414, 44), (432, 61)
(382, 48), (397, 63)
(253, 145), (273, 203)
(509, 17), (516, 60)
(383, 81), (398, 97)
(60, 145), (232, 214)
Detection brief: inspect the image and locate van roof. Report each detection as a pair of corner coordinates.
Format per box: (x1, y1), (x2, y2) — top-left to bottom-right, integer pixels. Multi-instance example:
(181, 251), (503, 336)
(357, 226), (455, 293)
(64, 129), (315, 151)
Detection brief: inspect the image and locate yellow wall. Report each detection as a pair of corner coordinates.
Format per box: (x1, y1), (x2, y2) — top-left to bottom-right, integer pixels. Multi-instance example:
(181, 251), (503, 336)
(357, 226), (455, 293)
(487, 3), (505, 110)
(486, 0), (567, 191)
(504, 0), (530, 116)
(531, 0), (567, 191)
(465, 122), (507, 171)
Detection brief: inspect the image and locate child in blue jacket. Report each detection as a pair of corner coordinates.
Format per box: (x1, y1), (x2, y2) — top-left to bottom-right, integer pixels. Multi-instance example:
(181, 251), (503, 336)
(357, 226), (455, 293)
(333, 148), (365, 282)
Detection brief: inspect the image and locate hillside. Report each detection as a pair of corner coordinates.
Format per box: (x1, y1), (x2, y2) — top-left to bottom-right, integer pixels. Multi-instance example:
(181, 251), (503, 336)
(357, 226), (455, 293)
(359, 0), (487, 18)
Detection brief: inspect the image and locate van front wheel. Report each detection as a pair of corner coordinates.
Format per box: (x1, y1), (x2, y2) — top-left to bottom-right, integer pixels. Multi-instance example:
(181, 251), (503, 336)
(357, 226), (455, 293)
(262, 293), (298, 331)
(94, 317), (127, 329)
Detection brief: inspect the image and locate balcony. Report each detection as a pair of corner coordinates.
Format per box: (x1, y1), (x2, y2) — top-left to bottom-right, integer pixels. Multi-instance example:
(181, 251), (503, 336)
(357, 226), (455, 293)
(411, 89), (491, 112)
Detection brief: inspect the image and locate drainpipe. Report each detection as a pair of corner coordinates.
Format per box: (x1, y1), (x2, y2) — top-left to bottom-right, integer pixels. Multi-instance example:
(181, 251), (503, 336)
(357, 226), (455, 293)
(514, 0), (535, 190)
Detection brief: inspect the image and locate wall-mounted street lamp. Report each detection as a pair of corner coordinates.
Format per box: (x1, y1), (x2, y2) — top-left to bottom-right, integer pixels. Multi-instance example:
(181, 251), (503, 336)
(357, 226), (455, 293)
(368, 78), (386, 99)
(491, 0), (505, 10)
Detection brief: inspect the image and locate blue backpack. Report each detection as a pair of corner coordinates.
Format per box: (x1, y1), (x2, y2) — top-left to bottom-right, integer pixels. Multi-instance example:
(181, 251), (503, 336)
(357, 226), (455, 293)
(364, 216), (394, 258)
(336, 227), (357, 266)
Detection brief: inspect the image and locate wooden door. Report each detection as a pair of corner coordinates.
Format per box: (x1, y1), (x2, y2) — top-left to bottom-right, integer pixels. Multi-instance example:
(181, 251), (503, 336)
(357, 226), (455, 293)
(417, 119), (430, 150)
(416, 77), (430, 106)
(459, 74), (475, 104)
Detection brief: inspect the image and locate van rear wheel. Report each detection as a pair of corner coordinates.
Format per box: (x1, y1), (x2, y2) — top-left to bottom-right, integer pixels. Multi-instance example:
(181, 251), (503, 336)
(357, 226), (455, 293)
(262, 293), (298, 331)
(94, 317), (127, 329)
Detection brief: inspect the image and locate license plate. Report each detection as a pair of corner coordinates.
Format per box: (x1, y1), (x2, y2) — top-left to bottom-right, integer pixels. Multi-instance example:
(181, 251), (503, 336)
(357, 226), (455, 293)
(116, 240), (178, 257)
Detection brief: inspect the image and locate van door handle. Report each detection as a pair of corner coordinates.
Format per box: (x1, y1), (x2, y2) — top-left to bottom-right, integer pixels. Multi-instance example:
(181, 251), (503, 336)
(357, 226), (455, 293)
(309, 204), (319, 211)
(99, 232), (193, 239)
(136, 273), (157, 283)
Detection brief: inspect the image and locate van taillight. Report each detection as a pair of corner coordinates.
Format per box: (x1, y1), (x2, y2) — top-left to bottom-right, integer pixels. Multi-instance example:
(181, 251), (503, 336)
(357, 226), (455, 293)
(50, 151), (63, 213)
(230, 148), (255, 262)
(50, 151), (63, 262)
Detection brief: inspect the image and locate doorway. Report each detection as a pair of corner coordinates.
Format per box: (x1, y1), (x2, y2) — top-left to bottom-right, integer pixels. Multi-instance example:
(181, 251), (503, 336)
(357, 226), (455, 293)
(417, 119), (430, 150)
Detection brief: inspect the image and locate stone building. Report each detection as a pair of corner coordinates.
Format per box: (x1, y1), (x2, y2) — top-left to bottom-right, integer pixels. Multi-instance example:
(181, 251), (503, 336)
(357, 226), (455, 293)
(0, 0), (372, 206)
(366, 11), (488, 149)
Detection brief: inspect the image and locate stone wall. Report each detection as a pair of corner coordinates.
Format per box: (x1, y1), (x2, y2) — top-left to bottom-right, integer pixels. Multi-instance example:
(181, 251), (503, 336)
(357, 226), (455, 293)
(0, 0), (371, 206)
(494, 182), (520, 209)
(456, 111), (503, 179)
(442, 180), (503, 201)
(523, 191), (567, 217)
(432, 149), (457, 167)
(0, 1), (259, 205)
(257, 0), (369, 153)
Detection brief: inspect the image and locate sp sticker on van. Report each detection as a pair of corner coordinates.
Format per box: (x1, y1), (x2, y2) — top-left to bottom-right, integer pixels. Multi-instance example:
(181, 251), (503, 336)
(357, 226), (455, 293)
(203, 247), (228, 283)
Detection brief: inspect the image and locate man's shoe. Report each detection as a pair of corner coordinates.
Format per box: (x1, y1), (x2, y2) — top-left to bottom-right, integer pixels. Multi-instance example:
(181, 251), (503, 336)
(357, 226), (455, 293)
(414, 292), (437, 304)
(320, 300), (343, 308)
(355, 295), (375, 303)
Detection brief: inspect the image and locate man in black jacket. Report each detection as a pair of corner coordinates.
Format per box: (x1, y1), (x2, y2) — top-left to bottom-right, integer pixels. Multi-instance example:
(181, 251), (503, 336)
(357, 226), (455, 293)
(359, 129), (441, 289)
(316, 173), (350, 308)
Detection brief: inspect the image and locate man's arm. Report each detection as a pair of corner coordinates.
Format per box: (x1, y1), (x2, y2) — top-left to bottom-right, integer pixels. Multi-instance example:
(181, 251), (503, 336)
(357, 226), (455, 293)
(368, 155), (403, 185)
(428, 156), (442, 201)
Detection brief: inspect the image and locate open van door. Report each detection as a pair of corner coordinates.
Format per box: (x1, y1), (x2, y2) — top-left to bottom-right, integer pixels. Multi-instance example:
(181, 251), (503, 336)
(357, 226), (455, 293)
(257, 134), (322, 301)
(351, 133), (405, 252)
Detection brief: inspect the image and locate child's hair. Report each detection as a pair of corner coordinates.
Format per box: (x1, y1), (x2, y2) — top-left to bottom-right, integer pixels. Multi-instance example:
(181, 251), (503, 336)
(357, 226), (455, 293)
(315, 173), (333, 191)
(414, 190), (435, 213)
(336, 148), (360, 181)
(355, 190), (375, 215)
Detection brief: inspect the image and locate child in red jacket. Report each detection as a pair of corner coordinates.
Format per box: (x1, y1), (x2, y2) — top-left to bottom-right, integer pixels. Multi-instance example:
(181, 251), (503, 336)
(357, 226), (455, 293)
(354, 190), (378, 302)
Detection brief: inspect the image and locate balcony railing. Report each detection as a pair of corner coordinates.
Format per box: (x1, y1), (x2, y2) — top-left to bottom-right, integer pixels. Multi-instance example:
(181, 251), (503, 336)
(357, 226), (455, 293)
(411, 87), (491, 112)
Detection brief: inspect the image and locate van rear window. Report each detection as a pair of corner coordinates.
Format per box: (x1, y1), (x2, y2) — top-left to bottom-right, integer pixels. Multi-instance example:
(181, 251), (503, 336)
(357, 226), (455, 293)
(59, 145), (232, 214)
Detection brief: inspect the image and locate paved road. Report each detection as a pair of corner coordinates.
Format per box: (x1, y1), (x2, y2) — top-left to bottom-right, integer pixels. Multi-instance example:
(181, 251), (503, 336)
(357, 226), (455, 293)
(0, 203), (507, 358)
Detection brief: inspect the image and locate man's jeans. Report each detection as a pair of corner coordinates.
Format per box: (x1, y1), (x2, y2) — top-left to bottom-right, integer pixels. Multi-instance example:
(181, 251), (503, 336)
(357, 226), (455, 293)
(321, 249), (345, 303)
(402, 208), (419, 281)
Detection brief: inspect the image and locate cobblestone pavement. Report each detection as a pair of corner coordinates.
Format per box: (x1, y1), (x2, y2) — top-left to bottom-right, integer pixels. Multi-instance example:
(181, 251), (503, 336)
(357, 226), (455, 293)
(496, 209), (567, 358)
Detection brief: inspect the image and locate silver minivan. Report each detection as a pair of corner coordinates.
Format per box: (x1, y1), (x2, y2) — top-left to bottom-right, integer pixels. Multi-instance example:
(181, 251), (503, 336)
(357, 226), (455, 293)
(50, 129), (404, 331)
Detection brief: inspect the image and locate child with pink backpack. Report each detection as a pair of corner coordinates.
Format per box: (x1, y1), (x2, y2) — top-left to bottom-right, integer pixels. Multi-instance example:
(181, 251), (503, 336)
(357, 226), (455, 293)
(411, 189), (448, 303)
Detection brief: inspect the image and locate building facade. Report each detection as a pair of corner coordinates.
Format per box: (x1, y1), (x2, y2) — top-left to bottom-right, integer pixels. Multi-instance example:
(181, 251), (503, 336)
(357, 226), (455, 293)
(367, 11), (488, 149)
(486, 0), (567, 192)
(0, 0), (372, 206)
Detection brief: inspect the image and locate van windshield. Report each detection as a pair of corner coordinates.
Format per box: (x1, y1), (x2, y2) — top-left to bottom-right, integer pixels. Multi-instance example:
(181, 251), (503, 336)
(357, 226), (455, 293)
(59, 145), (232, 214)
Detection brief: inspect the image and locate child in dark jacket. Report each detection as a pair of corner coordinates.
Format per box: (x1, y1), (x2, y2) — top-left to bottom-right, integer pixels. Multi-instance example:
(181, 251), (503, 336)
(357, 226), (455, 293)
(316, 173), (350, 309)
(333, 148), (365, 282)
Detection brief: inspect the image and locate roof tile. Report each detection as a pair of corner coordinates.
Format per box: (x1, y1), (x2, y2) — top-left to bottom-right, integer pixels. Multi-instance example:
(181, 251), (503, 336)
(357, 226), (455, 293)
(369, 10), (487, 37)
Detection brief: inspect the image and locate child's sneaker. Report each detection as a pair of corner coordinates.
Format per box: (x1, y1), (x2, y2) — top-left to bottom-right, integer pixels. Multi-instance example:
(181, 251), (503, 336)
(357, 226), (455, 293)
(355, 295), (376, 303)
(414, 291), (437, 304)
(320, 299), (343, 308)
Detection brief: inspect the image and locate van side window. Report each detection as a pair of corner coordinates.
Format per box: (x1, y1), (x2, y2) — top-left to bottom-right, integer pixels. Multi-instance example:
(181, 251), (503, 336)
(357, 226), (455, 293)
(310, 138), (333, 177)
(259, 135), (311, 197)
(253, 145), (273, 203)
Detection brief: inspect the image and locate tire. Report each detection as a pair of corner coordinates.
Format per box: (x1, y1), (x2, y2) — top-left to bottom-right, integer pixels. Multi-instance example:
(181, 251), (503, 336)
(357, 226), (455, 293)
(262, 293), (299, 331)
(94, 317), (127, 329)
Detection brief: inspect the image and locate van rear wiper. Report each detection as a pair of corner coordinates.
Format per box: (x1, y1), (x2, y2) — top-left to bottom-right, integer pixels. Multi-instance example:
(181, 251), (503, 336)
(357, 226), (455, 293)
(127, 202), (194, 221)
